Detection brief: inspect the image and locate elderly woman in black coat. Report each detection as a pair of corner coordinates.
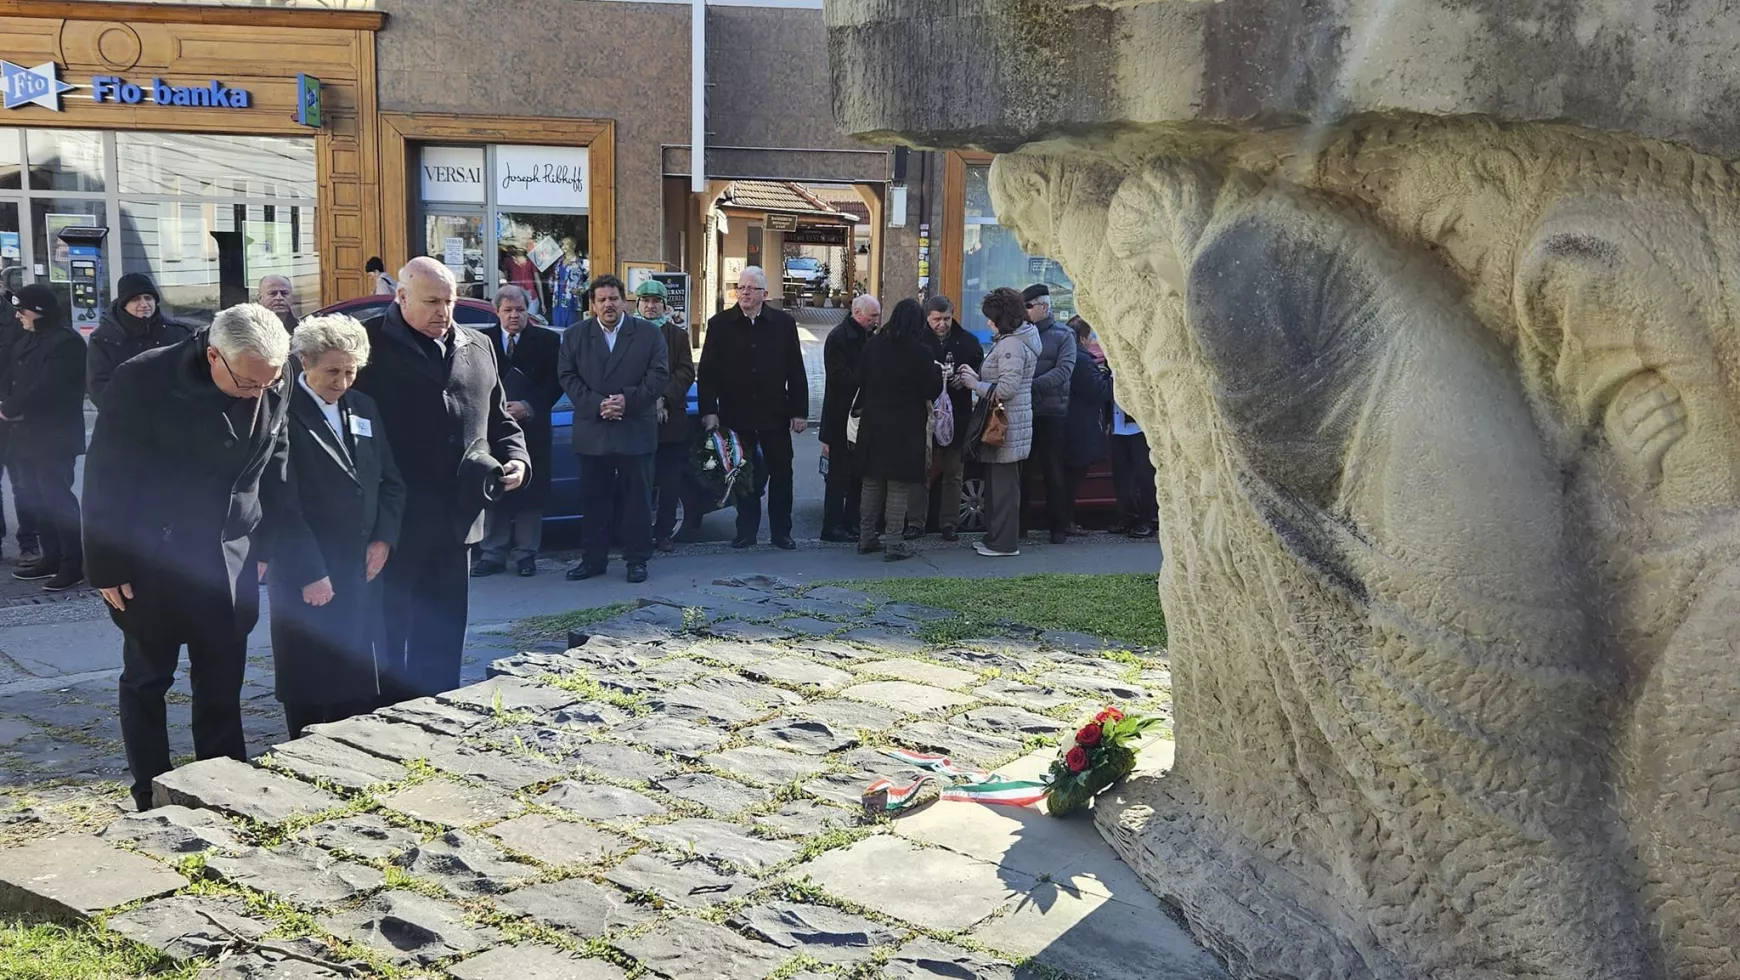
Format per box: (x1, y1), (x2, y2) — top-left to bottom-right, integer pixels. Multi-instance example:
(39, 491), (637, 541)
(269, 314), (406, 737)
(1063, 315), (1112, 534)
(856, 298), (944, 561)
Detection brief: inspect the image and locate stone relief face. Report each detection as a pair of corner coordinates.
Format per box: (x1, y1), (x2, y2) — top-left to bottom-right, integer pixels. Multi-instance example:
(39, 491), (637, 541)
(987, 115), (1740, 980)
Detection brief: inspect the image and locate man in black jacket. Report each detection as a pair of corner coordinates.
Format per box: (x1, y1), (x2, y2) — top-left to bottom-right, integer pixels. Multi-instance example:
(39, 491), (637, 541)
(475, 285), (561, 578)
(0, 286), (39, 562)
(87, 273), (192, 410)
(637, 279), (700, 550)
(908, 296), (985, 541)
(2, 285), (86, 590)
(353, 257), (529, 700)
(697, 266), (809, 549)
(84, 303), (295, 811)
(818, 294), (879, 542)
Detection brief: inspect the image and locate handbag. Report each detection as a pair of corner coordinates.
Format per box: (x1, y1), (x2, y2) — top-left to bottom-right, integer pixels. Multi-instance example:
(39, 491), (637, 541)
(980, 393), (1009, 448)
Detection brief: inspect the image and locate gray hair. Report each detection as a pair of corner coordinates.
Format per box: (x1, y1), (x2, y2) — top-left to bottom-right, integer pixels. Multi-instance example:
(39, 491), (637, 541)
(210, 303), (290, 367)
(738, 265), (769, 289)
(257, 274), (292, 294)
(289, 313), (370, 368)
(852, 293), (882, 315)
(495, 285), (531, 309)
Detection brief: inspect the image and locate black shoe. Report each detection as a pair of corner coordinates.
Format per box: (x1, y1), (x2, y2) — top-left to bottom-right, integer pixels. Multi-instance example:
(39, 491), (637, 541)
(842, 524), (862, 538)
(1128, 523), (1157, 538)
(42, 568), (83, 592)
(516, 558), (537, 577)
(655, 537), (676, 553)
(731, 536), (755, 549)
(470, 559), (505, 578)
(1107, 520), (1132, 535)
(1050, 531), (1070, 545)
(673, 526), (704, 544)
(858, 540), (884, 555)
(773, 535), (797, 551)
(820, 529), (854, 544)
(626, 563), (648, 584)
(565, 563), (606, 581)
(15, 544), (40, 566)
(902, 527), (924, 541)
(884, 548), (913, 562)
(1065, 524), (1089, 537)
(940, 527), (959, 542)
(13, 560), (56, 582)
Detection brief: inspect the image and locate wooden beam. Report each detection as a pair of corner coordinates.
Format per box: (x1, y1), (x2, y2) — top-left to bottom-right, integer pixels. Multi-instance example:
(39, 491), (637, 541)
(0, 0), (386, 31)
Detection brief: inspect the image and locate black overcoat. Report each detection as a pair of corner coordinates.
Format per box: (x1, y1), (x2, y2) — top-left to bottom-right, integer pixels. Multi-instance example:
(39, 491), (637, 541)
(268, 382), (405, 706)
(819, 314), (870, 449)
(657, 319), (697, 445)
(1064, 353), (1112, 470)
(86, 304), (192, 410)
(2, 322), (88, 460)
(353, 305), (529, 547)
(558, 316), (668, 458)
(479, 324), (561, 510)
(856, 330), (944, 484)
(82, 332), (296, 642)
(696, 304), (808, 432)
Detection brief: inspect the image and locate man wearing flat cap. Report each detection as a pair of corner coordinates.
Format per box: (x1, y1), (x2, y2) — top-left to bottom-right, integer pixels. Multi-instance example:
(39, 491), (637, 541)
(636, 278), (699, 551)
(1022, 283), (1076, 544)
(354, 257), (529, 700)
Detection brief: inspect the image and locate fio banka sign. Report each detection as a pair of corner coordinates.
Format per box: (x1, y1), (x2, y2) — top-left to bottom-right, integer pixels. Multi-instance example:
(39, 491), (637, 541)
(93, 75), (251, 108)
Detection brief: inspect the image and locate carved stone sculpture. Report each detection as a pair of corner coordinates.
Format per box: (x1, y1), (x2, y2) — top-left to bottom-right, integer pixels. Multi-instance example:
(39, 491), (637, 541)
(824, 3), (1740, 977)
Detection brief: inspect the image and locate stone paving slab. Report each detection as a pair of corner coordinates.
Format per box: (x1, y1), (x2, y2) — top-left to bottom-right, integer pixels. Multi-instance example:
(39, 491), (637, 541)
(495, 876), (655, 938)
(486, 814), (632, 867)
(653, 772), (770, 816)
(396, 829), (540, 897)
(799, 835), (1033, 933)
(569, 741), (679, 782)
(194, 942), (349, 979)
(105, 893), (268, 962)
(616, 917), (788, 980)
(261, 734), (410, 792)
(702, 745), (828, 787)
(883, 938), (1036, 980)
(378, 779), (523, 828)
(322, 889), (499, 966)
(856, 658), (982, 690)
(0, 835), (188, 920)
(638, 817), (799, 871)
(98, 805), (242, 859)
(295, 814), (420, 862)
(604, 853), (753, 908)
(537, 781), (664, 823)
(972, 882), (1228, 980)
(448, 944), (627, 980)
(728, 900), (905, 965)
(205, 845), (384, 909)
(152, 757), (343, 824)
(839, 680), (975, 714)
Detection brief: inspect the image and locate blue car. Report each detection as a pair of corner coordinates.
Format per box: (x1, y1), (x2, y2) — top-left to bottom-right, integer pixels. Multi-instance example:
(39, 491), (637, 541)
(545, 383), (721, 525)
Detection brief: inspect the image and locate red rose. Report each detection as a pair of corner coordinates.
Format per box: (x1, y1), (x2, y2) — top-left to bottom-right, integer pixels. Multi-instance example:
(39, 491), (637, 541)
(1095, 706), (1125, 724)
(1065, 746), (1090, 772)
(1076, 724), (1103, 747)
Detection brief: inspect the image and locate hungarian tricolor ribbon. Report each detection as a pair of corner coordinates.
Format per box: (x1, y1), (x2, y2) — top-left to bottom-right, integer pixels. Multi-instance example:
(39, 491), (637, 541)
(863, 747), (1047, 813)
(709, 429), (746, 504)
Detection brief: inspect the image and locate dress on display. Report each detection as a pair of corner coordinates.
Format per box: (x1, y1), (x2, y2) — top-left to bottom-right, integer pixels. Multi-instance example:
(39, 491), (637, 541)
(551, 255), (587, 328)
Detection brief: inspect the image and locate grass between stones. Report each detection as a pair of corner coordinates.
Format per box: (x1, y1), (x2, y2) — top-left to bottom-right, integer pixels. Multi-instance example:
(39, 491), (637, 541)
(826, 573), (1168, 649)
(0, 918), (203, 980)
(515, 601), (638, 639)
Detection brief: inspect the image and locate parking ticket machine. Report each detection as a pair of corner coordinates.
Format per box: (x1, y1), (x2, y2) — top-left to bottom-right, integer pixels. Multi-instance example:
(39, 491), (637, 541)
(57, 225), (108, 336)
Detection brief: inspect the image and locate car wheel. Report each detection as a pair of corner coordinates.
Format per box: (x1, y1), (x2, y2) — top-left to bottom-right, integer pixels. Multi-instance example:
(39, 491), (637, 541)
(957, 476), (987, 532)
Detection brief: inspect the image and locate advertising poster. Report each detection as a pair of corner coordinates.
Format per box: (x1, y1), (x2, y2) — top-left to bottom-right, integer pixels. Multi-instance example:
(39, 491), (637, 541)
(652, 271), (691, 334)
(46, 213), (96, 283)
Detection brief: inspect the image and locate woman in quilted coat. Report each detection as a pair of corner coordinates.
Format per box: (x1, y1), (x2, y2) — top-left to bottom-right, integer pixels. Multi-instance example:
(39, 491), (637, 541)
(956, 287), (1040, 557)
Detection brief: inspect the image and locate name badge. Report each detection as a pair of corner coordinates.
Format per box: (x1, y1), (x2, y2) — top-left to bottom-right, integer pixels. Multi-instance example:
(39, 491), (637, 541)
(349, 416), (373, 438)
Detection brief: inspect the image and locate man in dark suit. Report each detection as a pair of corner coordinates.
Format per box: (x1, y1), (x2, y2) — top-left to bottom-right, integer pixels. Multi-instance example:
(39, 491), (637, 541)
(269, 314), (406, 737)
(353, 257), (529, 700)
(83, 303), (296, 811)
(636, 278), (699, 550)
(697, 266), (809, 550)
(558, 274), (668, 583)
(475, 285), (562, 577)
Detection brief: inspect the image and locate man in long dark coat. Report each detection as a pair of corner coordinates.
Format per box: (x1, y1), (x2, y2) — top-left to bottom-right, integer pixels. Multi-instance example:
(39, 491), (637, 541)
(636, 279), (700, 550)
(354, 257), (529, 701)
(2, 285), (87, 591)
(83, 303), (296, 811)
(475, 285), (561, 577)
(819, 294), (879, 542)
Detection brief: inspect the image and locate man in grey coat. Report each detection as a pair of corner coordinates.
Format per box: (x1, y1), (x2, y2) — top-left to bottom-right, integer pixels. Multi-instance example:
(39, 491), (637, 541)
(557, 275), (669, 583)
(1021, 283), (1076, 543)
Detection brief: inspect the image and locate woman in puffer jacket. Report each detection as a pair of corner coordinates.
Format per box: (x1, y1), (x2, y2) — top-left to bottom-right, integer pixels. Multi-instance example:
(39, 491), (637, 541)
(956, 287), (1040, 557)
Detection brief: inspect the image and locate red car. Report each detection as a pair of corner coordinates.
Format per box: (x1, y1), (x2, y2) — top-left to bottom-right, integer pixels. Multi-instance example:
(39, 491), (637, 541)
(928, 457), (1116, 532)
(311, 295), (542, 329)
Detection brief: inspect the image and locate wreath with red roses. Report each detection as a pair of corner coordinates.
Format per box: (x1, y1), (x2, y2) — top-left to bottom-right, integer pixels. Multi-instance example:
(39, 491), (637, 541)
(1043, 705), (1160, 817)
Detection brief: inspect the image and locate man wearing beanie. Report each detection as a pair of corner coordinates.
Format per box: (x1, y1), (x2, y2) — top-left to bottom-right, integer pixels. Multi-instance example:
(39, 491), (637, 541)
(637, 278), (700, 550)
(88, 272), (191, 409)
(1, 285), (85, 591)
(0, 283), (41, 563)
(1021, 283), (1076, 544)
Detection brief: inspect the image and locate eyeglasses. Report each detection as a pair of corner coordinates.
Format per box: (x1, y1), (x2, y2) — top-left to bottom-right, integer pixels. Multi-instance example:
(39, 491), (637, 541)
(1025, 301), (1044, 309)
(214, 347), (280, 393)
(736, 285), (766, 293)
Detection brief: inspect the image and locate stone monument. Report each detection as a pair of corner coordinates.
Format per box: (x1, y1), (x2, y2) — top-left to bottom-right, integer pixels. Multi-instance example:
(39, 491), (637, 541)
(825, 3), (1740, 978)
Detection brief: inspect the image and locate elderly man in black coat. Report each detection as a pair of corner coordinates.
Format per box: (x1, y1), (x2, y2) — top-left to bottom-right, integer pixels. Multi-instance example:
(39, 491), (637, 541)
(558, 275), (668, 583)
(818, 294), (879, 543)
(475, 285), (561, 578)
(2, 285), (87, 591)
(269, 314), (406, 737)
(697, 266), (809, 550)
(354, 257), (529, 701)
(83, 303), (295, 812)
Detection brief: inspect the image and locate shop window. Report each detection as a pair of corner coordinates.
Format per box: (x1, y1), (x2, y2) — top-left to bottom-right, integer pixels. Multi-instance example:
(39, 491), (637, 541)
(0, 201), (20, 294)
(117, 132), (314, 200)
(412, 142), (590, 323)
(0, 129), (20, 191)
(959, 162), (1075, 341)
(26, 130), (104, 193)
(32, 199), (105, 332)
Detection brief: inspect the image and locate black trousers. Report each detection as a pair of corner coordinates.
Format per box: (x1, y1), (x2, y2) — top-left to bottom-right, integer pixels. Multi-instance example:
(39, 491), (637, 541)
(582, 452), (653, 567)
(1022, 416), (1071, 533)
(15, 454), (79, 570)
(0, 429), (39, 550)
(652, 441), (700, 540)
(284, 698), (380, 740)
(1110, 432), (1159, 525)
(380, 534), (469, 701)
(733, 427), (795, 541)
(117, 581), (254, 810)
(821, 440), (861, 534)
